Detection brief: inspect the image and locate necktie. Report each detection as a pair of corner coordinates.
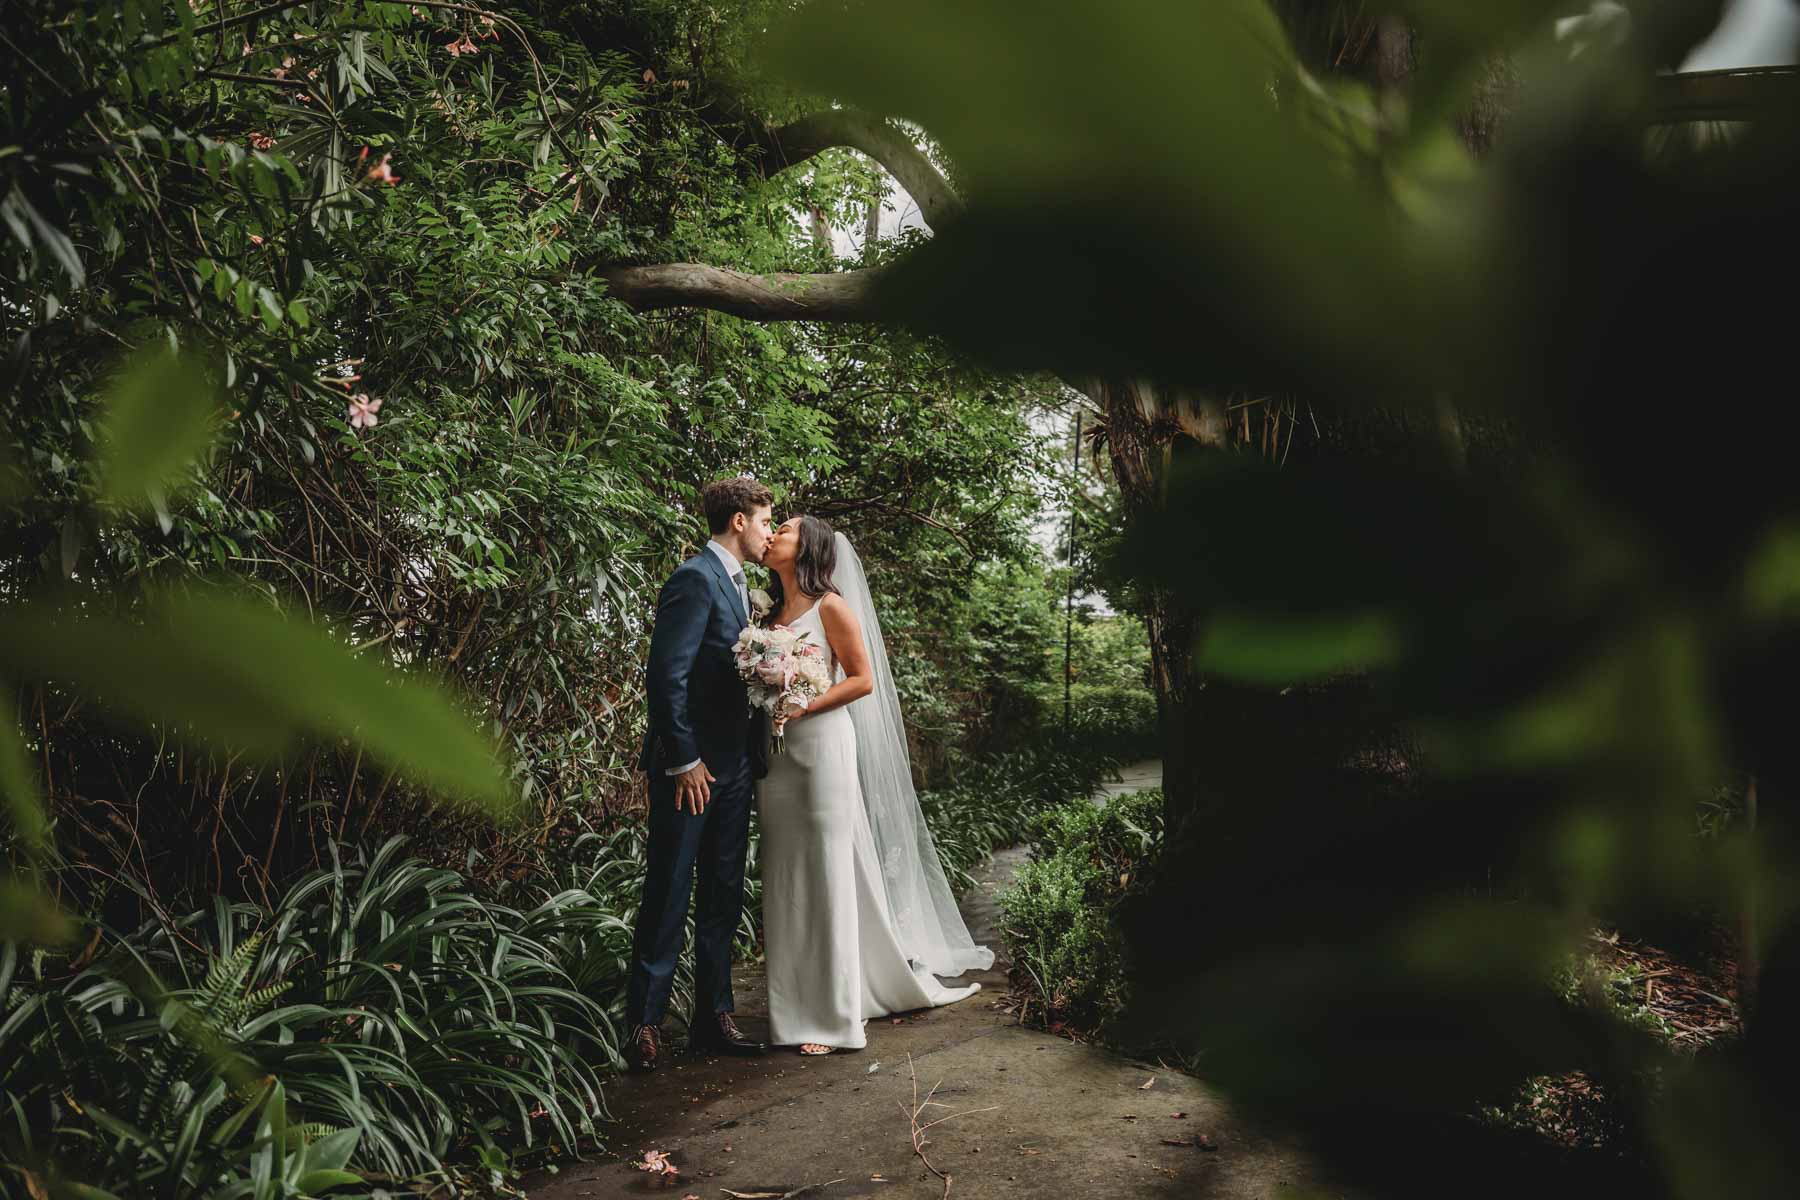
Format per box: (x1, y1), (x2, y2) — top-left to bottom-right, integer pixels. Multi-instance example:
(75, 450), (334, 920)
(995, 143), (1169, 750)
(731, 569), (747, 616)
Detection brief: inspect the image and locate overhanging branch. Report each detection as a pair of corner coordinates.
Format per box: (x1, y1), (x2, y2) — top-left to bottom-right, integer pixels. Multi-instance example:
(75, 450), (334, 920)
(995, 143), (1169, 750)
(696, 87), (963, 232)
(749, 110), (962, 232)
(602, 262), (889, 322)
(604, 105), (953, 321)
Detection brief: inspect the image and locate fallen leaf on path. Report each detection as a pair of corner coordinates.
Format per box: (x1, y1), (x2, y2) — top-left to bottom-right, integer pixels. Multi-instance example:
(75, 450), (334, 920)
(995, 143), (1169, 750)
(719, 1191), (785, 1199)
(1139, 1076), (1156, 1089)
(866, 1061), (881, 1073)
(635, 1149), (680, 1176)
(1170, 1112), (1187, 1119)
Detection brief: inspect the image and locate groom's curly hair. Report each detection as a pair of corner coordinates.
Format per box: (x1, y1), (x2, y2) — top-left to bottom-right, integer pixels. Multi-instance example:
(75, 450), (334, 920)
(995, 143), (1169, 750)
(701, 476), (773, 534)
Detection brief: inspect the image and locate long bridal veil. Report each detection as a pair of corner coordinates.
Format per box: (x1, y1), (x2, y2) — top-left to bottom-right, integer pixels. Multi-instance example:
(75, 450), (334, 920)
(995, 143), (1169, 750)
(832, 532), (995, 977)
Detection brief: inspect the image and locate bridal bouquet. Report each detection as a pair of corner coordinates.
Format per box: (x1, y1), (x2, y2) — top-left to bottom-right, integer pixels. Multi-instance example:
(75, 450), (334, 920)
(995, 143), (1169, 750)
(733, 623), (833, 751)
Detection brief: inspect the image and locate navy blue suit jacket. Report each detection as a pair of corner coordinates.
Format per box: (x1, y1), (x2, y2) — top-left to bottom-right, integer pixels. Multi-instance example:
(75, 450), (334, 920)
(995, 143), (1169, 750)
(639, 549), (767, 779)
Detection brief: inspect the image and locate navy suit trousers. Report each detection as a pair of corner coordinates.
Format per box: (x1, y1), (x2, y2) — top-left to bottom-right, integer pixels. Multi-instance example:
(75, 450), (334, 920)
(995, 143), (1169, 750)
(624, 751), (755, 1028)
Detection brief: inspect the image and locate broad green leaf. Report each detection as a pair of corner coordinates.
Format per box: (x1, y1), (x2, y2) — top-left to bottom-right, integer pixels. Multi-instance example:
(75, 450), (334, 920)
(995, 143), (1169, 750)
(0, 593), (515, 815)
(94, 346), (224, 513)
(257, 286), (285, 331)
(295, 1168), (363, 1193)
(301, 1127), (360, 1173)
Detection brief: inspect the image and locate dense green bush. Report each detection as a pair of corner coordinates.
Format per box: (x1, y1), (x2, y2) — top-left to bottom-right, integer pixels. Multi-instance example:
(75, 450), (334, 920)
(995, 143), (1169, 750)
(1, 838), (620, 1197)
(998, 787), (1164, 1033)
(1015, 681), (1160, 764)
(919, 742), (1125, 891)
(0, 737), (1116, 1198)
(1060, 684), (1161, 763)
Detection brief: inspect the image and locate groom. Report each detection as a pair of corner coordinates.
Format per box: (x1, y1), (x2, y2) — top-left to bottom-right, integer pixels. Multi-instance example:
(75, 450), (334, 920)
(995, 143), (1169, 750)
(625, 477), (774, 1070)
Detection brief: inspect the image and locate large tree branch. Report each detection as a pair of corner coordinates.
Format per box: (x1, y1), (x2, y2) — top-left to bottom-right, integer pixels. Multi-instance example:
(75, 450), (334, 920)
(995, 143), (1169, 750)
(722, 103), (962, 232)
(602, 263), (889, 322)
(604, 105), (951, 321)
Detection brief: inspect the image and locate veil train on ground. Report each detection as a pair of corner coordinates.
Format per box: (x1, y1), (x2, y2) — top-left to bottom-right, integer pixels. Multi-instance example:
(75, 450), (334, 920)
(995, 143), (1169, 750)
(832, 531), (996, 977)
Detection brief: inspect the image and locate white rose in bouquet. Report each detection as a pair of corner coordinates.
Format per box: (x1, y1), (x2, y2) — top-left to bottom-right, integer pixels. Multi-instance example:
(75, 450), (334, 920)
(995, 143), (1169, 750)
(732, 623), (834, 750)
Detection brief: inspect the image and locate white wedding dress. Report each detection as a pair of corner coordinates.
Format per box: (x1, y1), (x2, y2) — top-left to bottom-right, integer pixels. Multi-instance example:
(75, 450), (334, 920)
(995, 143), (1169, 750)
(757, 571), (984, 1049)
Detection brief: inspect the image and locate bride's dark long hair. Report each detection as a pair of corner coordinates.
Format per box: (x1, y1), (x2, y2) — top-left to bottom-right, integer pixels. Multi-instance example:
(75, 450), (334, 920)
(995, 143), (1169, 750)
(768, 514), (840, 611)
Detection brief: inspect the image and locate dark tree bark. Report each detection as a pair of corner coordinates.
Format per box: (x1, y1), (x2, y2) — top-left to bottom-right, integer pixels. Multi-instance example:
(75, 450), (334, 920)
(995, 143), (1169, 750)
(1081, 380), (1229, 830)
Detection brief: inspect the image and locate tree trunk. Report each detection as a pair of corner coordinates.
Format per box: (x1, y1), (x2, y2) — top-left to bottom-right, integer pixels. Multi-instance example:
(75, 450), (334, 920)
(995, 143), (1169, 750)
(1088, 379), (1228, 835)
(862, 171), (884, 263)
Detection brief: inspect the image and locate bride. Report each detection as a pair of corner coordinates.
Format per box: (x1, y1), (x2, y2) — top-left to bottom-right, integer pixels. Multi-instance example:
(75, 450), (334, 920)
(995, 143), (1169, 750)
(756, 514), (990, 1055)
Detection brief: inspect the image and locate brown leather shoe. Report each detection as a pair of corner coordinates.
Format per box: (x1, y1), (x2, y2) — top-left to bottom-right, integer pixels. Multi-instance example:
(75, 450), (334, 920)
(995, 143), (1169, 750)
(628, 1022), (663, 1072)
(688, 1011), (768, 1056)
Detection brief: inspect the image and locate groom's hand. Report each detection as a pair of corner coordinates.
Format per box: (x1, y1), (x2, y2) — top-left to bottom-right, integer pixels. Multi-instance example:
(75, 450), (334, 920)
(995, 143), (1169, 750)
(675, 762), (715, 814)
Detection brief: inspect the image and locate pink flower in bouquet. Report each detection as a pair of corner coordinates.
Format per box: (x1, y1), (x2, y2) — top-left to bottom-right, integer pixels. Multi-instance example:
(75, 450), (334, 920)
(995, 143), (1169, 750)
(732, 623), (833, 751)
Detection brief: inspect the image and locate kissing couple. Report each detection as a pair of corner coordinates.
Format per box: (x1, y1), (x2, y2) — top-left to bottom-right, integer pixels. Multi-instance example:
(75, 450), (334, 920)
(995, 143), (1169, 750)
(623, 477), (990, 1066)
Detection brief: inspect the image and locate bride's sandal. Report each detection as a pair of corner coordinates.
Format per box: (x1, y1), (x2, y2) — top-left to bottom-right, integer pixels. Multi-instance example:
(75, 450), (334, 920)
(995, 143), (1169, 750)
(798, 1043), (836, 1055)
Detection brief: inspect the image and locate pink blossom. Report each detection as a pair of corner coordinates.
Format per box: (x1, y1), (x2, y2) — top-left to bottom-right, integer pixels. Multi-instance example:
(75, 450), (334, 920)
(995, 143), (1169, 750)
(347, 393), (383, 430)
(248, 234), (264, 246)
(248, 131), (275, 151)
(446, 32), (479, 56)
(365, 153), (400, 186)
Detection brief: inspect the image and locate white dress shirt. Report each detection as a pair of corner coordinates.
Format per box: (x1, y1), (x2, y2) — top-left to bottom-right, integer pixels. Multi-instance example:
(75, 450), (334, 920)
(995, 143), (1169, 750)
(666, 540), (747, 776)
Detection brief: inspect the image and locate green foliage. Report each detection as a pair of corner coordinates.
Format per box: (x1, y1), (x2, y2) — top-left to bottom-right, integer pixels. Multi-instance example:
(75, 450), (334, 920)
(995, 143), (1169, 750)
(919, 741), (1125, 892)
(1, 837), (617, 1197)
(1, 0), (1064, 913)
(755, 1), (1800, 1196)
(1064, 614), (1154, 692)
(998, 787), (1164, 1032)
(0, 932), (362, 1200)
(1050, 684), (1160, 764)
(0, 0), (1128, 1193)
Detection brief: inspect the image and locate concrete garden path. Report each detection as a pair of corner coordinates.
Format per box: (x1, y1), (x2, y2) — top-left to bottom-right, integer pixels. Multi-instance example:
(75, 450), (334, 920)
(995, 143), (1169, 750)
(527, 762), (1352, 1200)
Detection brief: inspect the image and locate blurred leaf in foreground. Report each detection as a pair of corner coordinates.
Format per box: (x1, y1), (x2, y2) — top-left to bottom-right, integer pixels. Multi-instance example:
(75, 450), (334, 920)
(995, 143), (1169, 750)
(0, 592), (514, 817)
(93, 344), (227, 524)
(0, 877), (73, 944)
(0, 694), (47, 853)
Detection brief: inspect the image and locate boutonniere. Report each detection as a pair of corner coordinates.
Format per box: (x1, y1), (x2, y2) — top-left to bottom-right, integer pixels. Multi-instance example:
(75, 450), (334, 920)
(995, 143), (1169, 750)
(748, 587), (774, 623)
